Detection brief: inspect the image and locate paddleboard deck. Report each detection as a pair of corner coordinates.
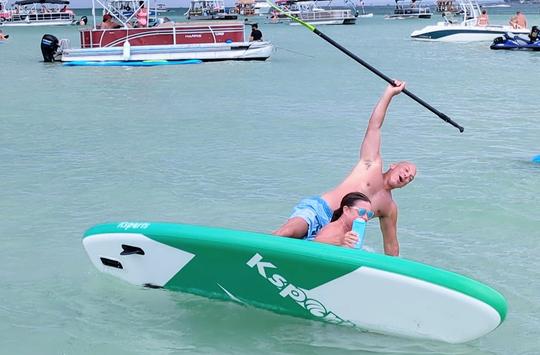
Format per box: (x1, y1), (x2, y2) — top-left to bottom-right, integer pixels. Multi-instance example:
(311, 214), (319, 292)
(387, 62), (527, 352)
(83, 222), (507, 343)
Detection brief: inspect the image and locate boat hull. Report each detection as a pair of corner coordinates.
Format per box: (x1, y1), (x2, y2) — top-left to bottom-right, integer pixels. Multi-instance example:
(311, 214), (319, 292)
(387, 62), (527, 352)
(187, 14), (238, 20)
(80, 23), (246, 48)
(61, 41), (273, 62)
(385, 13), (431, 19)
(0, 19), (74, 26)
(83, 222), (507, 344)
(289, 18), (356, 25)
(411, 23), (530, 42)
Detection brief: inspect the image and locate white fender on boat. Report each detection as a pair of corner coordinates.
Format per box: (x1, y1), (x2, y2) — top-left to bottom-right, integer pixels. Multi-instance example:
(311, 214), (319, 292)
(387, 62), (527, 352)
(122, 40), (131, 61)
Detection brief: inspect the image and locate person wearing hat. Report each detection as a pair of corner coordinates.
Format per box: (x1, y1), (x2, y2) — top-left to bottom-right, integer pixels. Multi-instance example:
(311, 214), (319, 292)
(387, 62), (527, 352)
(249, 23), (263, 42)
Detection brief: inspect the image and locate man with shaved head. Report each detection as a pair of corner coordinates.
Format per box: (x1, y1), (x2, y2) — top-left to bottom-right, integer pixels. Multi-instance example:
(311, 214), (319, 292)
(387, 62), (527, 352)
(274, 80), (416, 256)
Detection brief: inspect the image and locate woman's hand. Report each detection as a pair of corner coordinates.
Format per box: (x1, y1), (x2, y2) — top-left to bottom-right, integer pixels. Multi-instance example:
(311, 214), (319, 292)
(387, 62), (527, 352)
(342, 231), (359, 248)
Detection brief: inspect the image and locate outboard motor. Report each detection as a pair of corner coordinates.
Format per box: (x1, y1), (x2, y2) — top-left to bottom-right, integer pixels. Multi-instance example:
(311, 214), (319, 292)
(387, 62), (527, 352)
(79, 16), (88, 26)
(41, 34), (59, 62)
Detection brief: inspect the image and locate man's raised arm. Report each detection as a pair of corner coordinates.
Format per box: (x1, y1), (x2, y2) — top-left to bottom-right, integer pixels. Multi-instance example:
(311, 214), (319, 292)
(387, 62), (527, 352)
(359, 81), (406, 162)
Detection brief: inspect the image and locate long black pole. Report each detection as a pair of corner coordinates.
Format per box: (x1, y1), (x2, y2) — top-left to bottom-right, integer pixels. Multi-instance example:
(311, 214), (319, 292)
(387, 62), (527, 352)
(267, 0), (464, 133)
(315, 30), (464, 132)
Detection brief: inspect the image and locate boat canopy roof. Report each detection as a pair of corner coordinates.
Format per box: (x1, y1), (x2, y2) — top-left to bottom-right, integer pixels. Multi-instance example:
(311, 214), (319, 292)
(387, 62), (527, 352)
(14, 0), (70, 5)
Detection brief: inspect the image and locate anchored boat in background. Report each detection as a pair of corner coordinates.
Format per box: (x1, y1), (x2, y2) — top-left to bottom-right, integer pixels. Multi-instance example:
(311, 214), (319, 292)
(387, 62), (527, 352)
(355, 2), (373, 18)
(0, 0), (79, 26)
(254, 0), (272, 15)
(83, 222), (508, 344)
(184, 0), (238, 20)
(155, 3), (170, 13)
(40, 0), (272, 63)
(411, 0), (528, 41)
(268, 0), (357, 25)
(108, 0), (160, 19)
(384, 0), (432, 20)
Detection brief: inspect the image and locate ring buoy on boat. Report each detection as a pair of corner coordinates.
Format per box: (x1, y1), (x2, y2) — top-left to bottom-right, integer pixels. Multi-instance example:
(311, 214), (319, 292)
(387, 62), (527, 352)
(78, 15), (88, 25)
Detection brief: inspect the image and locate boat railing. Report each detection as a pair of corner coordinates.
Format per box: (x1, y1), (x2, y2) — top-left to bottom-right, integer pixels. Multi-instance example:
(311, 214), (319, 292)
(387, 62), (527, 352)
(394, 6), (431, 15)
(458, 0), (480, 21)
(9, 11), (73, 21)
(90, 0), (157, 30)
(297, 9), (353, 20)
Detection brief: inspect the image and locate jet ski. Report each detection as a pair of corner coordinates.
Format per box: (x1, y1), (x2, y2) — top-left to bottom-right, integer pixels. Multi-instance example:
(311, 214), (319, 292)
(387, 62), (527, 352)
(491, 26), (540, 50)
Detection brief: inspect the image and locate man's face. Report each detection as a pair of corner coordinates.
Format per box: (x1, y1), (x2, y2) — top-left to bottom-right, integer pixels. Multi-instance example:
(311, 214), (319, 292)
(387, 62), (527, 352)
(388, 162), (416, 189)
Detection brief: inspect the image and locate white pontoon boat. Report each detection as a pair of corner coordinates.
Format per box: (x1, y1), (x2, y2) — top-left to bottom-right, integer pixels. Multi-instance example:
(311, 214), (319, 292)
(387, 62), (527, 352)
(385, 0), (431, 19)
(269, 0), (357, 25)
(0, 0), (76, 26)
(184, 0), (238, 20)
(40, 0), (272, 63)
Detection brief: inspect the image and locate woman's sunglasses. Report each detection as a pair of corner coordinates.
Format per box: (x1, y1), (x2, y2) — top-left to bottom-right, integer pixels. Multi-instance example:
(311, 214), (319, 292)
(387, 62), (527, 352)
(352, 207), (375, 220)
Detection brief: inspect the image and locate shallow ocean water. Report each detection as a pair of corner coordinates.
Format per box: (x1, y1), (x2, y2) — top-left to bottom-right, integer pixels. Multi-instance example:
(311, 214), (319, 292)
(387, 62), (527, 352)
(1, 6), (539, 354)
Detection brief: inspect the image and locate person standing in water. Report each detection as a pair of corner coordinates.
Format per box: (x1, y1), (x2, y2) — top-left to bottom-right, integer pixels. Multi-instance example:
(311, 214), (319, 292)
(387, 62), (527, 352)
(273, 80), (416, 256)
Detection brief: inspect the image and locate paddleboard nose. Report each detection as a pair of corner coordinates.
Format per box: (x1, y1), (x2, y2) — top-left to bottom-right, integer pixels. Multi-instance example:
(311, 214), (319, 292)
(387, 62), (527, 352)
(532, 155), (540, 163)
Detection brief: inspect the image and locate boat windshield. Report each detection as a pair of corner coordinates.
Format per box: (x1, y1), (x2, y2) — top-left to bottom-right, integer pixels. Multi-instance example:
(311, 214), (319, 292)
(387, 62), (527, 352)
(440, 0), (480, 24)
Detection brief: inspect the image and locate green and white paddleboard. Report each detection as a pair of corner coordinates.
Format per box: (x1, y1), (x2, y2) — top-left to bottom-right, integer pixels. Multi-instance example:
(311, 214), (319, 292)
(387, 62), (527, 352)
(83, 222), (507, 343)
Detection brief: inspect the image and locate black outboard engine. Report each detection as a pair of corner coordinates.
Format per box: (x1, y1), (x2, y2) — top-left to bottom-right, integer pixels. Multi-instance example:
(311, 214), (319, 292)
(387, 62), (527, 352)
(79, 15), (88, 26)
(41, 34), (59, 62)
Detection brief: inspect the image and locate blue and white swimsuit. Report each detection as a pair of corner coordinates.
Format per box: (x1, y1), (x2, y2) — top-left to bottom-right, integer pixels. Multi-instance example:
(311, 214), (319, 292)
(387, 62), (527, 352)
(289, 196), (333, 241)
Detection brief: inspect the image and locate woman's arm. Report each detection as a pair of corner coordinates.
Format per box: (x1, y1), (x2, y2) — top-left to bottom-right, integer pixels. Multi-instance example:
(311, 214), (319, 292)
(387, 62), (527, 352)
(314, 225), (358, 248)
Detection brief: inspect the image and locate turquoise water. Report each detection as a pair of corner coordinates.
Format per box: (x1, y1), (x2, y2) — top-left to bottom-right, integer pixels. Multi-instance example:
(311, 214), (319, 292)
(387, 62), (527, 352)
(1, 6), (540, 354)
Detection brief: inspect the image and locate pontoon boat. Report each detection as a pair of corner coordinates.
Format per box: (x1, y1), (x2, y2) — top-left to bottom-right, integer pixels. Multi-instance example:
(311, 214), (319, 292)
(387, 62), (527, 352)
(185, 0), (237, 20)
(40, 0), (272, 63)
(0, 0), (76, 26)
(385, 0), (431, 19)
(269, 0), (357, 25)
